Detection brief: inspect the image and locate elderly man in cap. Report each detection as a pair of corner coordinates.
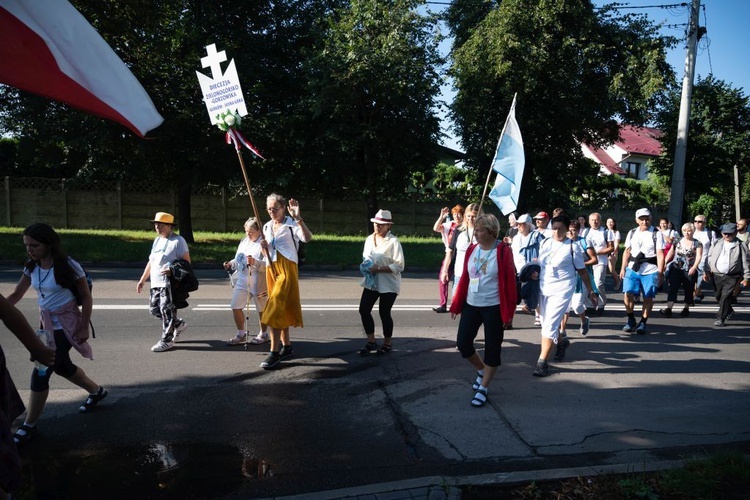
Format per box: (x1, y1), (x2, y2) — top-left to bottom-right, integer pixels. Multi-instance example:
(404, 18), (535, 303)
(511, 214), (545, 325)
(136, 212), (191, 352)
(619, 208), (665, 334)
(704, 222), (750, 327)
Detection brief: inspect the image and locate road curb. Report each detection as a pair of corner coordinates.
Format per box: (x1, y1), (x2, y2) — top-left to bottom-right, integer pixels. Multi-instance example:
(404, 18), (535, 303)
(271, 459), (688, 499)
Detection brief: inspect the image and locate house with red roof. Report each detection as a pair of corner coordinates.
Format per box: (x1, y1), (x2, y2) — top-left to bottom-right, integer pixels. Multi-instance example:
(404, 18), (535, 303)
(581, 125), (663, 180)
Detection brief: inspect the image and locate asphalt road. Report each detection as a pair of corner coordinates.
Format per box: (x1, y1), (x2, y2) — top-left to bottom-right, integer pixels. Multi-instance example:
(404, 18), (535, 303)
(1, 266), (748, 499)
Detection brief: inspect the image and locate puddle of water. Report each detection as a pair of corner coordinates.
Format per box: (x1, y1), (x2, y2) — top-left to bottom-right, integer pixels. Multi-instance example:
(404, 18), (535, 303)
(16, 441), (272, 499)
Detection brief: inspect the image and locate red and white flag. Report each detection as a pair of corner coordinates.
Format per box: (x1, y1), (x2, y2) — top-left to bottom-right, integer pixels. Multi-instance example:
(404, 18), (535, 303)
(0, 0), (163, 137)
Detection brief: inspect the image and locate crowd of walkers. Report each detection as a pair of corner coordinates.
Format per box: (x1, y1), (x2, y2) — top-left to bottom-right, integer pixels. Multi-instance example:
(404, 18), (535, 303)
(1, 199), (749, 495)
(433, 206), (749, 402)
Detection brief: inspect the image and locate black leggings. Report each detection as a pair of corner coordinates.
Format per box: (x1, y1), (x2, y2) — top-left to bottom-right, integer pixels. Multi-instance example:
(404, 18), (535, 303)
(667, 267), (696, 304)
(30, 329), (78, 392)
(456, 303), (504, 367)
(359, 288), (398, 338)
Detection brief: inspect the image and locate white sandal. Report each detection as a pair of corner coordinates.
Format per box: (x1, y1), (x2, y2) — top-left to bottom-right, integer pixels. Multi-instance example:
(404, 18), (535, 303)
(249, 332), (270, 345)
(227, 334), (247, 345)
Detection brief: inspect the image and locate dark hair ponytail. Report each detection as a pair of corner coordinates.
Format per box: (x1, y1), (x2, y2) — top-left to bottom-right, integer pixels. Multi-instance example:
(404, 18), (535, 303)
(22, 223), (77, 291)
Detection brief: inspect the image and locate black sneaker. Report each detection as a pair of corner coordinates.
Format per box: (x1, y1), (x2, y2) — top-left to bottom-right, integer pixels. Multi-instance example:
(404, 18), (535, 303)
(532, 361), (550, 377)
(680, 308), (690, 317)
(260, 352), (281, 370)
(279, 345), (294, 360)
(432, 306), (447, 313)
(359, 342), (378, 356)
(79, 386), (108, 413)
(727, 308), (735, 321)
(659, 308), (672, 317)
(553, 338), (571, 361)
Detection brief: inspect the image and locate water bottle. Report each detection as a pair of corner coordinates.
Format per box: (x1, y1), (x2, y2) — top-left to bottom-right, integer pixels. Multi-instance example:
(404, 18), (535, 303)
(35, 329), (51, 375)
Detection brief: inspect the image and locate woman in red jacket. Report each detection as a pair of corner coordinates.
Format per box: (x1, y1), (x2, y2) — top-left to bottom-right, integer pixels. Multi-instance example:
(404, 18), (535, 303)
(450, 214), (517, 408)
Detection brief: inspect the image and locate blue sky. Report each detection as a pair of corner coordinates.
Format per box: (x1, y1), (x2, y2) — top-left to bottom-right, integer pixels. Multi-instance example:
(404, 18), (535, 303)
(434, 0), (749, 151)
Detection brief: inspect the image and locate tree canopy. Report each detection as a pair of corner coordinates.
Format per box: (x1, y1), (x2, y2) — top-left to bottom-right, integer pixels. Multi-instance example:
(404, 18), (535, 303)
(306, 0), (444, 226)
(650, 75), (750, 225)
(446, 0), (675, 212)
(0, 0), (445, 236)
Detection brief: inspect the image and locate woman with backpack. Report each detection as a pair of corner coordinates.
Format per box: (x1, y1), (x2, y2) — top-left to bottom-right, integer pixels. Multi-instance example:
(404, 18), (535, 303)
(6, 223), (107, 446)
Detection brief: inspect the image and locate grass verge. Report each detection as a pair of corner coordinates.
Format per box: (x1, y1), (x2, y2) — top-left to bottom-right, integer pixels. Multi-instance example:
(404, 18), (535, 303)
(0, 227), (444, 269)
(462, 451), (750, 499)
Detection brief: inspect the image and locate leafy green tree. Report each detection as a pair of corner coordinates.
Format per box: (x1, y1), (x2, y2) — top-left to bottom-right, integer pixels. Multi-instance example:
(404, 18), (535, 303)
(650, 76), (750, 225)
(0, 0), (336, 240)
(445, 0), (675, 213)
(306, 0), (444, 229)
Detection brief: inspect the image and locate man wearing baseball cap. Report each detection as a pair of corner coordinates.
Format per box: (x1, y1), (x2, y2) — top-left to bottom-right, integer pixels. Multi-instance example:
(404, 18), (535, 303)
(510, 214), (545, 325)
(533, 211), (553, 238)
(704, 222), (750, 327)
(619, 208), (665, 334)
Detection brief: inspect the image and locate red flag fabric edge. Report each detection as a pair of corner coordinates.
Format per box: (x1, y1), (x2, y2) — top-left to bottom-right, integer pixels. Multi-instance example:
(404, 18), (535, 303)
(0, 1), (163, 137)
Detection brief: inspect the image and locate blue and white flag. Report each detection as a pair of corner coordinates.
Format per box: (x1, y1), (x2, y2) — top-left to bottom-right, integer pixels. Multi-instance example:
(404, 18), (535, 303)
(488, 97), (524, 215)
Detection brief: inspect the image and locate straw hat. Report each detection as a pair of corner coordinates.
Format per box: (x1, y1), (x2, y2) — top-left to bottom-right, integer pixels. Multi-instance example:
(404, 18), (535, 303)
(150, 212), (176, 225)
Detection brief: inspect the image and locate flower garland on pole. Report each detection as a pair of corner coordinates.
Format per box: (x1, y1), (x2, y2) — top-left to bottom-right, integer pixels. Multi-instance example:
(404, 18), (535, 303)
(214, 110), (275, 276)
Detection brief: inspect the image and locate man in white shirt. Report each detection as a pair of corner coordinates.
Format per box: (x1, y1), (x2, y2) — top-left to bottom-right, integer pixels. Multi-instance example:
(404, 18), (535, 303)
(736, 218), (748, 244)
(619, 208), (665, 335)
(704, 222), (750, 327)
(692, 214), (715, 302)
(511, 214), (545, 324)
(583, 212), (613, 315)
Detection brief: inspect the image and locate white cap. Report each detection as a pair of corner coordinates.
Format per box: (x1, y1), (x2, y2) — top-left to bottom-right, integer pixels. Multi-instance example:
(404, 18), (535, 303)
(516, 214), (532, 225)
(635, 208), (651, 218)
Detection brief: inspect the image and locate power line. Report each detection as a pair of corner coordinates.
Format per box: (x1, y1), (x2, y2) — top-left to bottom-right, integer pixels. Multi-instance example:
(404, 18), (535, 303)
(700, 4), (713, 75)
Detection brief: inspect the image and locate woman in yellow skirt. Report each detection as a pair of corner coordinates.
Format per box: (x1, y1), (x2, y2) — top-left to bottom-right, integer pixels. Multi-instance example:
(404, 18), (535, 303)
(259, 193), (313, 369)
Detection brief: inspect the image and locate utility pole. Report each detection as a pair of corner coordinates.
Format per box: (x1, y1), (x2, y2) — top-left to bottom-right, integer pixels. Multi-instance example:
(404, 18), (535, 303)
(667, 0), (701, 227)
(735, 165), (742, 220)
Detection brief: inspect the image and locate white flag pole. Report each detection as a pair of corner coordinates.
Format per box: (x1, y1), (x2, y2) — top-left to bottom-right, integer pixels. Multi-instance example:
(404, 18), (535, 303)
(478, 93), (517, 216)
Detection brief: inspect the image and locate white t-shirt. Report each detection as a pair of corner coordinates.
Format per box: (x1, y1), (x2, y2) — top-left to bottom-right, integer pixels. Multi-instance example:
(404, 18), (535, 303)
(440, 221), (455, 249)
(693, 229), (715, 268)
(453, 230), (473, 279)
(539, 238), (585, 297)
(149, 234), (189, 288)
(466, 245), (500, 307)
(229, 236), (266, 293)
(584, 226), (611, 266)
(511, 232), (531, 271)
(608, 229), (621, 246)
(623, 227), (665, 275)
(24, 257), (85, 329)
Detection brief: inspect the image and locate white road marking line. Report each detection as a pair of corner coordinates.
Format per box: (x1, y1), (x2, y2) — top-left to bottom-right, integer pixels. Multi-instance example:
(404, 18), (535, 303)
(92, 303), (746, 314)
